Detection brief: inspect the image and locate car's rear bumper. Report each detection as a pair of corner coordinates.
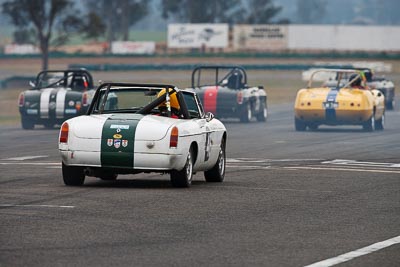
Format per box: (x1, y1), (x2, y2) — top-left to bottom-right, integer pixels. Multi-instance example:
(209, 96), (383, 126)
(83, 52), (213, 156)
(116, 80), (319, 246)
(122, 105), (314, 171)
(60, 150), (186, 172)
(19, 110), (88, 125)
(295, 108), (373, 125)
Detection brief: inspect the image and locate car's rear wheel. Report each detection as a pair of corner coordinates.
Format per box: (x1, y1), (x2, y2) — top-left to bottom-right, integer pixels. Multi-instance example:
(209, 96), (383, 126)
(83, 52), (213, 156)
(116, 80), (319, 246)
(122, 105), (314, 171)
(362, 116), (375, 132)
(240, 103), (252, 123)
(204, 139), (226, 183)
(295, 117), (307, 131)
(170, 148), (193, 188)
(62, 162), (85, 186)
(256, 102), (267, 122)
(21, 116), (34, 130)
(374, 113), (385, 131)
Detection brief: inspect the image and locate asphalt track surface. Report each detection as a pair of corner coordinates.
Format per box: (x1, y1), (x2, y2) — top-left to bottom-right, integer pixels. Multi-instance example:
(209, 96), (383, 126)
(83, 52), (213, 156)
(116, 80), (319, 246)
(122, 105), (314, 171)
(0, 103), (399, 267)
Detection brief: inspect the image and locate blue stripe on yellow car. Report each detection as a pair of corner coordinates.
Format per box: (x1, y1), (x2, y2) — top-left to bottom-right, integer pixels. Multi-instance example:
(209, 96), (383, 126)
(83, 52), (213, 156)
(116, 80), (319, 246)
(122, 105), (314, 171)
(100, 114), (143, 168)
(325, 89), (339, 123)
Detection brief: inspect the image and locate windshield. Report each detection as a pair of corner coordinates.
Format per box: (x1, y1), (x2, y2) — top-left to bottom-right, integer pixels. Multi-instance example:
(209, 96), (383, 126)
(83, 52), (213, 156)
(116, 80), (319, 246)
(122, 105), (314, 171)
(35, 71), (92, 90)
(192, 66), (246, 89)
(91, 87), (161, 114)
(309, 70), (362, 89)
(36, 72), (66, 88)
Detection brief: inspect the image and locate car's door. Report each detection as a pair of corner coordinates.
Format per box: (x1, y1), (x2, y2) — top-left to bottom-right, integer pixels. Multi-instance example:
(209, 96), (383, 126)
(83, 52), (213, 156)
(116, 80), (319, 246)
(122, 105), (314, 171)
(181, 91), (214, 169)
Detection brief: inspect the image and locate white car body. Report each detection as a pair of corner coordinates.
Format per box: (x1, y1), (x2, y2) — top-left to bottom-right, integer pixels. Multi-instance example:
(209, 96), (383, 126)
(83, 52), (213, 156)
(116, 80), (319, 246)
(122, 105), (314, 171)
(58, 83), (227, 187)
(60, 114), (225, 171)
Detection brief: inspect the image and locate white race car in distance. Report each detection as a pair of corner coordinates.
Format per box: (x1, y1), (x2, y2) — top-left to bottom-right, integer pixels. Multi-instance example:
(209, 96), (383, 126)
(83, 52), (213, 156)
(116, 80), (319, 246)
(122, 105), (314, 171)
(59, 83), (227, 188)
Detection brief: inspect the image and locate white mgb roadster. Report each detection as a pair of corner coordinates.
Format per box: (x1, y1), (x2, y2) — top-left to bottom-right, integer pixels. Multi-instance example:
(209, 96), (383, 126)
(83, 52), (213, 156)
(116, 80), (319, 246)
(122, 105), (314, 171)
(58, 83), (227, 187)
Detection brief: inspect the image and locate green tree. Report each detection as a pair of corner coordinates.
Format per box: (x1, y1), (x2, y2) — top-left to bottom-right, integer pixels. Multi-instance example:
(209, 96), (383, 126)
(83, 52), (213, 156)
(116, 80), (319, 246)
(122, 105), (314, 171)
(3, 0), (72, 70)
(86, 0), (148, 48)
(297, 0), (327, 24)
(2, 0), (104, 70)
(161, 0), (244, 23)
(12, 28), (35, 44)
(80, 12), (106, 40)
(244, 0), (287, 24)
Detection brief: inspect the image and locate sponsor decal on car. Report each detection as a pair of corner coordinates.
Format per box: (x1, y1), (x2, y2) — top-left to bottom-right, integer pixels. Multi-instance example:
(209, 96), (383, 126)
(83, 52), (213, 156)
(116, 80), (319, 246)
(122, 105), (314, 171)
(114, 139), (121, 149)
(65, 109), (77, 114)
(49, 101), (56, 110)
(27, 109), (38, 115)
(325, 89), (339, 122)
(110, 124), (130, 130)
(122, 140), (128, 147)
(107, 139), (113, 146)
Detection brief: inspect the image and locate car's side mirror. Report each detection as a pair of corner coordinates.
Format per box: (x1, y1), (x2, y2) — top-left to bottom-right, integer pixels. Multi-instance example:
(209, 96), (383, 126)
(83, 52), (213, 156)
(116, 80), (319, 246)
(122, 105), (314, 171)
(29, 81), (36, 88)
(205, 112), (214, 122)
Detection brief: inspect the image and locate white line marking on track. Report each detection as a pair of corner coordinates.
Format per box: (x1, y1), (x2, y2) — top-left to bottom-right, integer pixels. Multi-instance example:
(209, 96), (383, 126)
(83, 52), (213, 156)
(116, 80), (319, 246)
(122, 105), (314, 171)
(227, 158), (323, 163)
(215, 185), (332, 193)
(227, 165), (271, 169)
(2, 155), (49, 161)
(284, 166), (400, 174)
(0, 204), (75, 208)
(322, 159), (400, 168)
(304, 235), (400, 267)
(0, 162), (60, 166)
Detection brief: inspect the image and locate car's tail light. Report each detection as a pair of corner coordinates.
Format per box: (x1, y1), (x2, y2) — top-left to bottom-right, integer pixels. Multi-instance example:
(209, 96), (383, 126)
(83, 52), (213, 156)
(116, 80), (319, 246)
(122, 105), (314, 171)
(18, 93), (25, 107)
(170, 126), (178, 148)
(75, 102), (82, 111)
(237, 91), (243, 104)
(82, 92), (88, 106)
(83, 79), (88, 89)
(60, 122), (69, 143)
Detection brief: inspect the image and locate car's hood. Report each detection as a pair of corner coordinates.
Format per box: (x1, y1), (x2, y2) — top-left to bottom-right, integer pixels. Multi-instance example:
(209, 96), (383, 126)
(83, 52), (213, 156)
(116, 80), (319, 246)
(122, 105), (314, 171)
(70, 114), (177, 141)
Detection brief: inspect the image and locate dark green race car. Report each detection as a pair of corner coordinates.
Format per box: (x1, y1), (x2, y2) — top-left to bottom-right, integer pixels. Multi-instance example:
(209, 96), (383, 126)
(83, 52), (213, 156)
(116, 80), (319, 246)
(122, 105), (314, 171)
(18, 69), (95, 129)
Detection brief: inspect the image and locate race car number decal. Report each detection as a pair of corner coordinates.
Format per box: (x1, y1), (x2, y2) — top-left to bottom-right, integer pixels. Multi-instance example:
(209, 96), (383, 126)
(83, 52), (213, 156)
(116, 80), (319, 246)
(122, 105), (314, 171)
(325, 89), (339, 122)
(323, 101), (339, 109)
(204, 132), (211, 162)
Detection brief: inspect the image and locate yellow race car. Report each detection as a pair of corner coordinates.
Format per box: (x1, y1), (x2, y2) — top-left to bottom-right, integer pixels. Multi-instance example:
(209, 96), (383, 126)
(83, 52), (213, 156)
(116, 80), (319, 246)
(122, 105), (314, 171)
(294, 69), (385, 131)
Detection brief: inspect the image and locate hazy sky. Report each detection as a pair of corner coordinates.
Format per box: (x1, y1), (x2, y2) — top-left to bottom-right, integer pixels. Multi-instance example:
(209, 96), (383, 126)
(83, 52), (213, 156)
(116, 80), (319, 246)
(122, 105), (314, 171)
(1, 0), (399, 31)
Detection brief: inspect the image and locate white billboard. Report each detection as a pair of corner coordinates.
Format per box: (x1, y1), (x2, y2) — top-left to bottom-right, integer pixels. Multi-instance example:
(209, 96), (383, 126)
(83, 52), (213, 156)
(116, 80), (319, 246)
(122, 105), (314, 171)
(168, 24), (229, 48)
(288, 25), (400, 51)
(233, 25), (288, 50)
(111, 41), (155, 54)
(4, 44), (40, 54)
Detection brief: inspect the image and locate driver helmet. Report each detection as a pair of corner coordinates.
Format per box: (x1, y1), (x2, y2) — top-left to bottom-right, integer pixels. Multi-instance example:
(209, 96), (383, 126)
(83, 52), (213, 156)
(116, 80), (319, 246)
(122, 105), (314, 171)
(157, 88), (180, 111)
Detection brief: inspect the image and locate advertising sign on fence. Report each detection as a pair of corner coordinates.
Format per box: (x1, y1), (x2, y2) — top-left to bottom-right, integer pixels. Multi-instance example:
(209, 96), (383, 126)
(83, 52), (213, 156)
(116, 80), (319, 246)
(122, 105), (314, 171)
(233, 25), (288, 51)
(111, 41), (156, 54)
(4, 44), (40, 55)
(168, 24), (228, 48)
(288, 25), (400, 52)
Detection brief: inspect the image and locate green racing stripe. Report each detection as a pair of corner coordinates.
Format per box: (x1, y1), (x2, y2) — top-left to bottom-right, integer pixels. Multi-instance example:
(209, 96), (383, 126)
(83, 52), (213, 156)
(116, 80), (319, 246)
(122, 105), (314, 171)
(100, 114), (143, 168)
